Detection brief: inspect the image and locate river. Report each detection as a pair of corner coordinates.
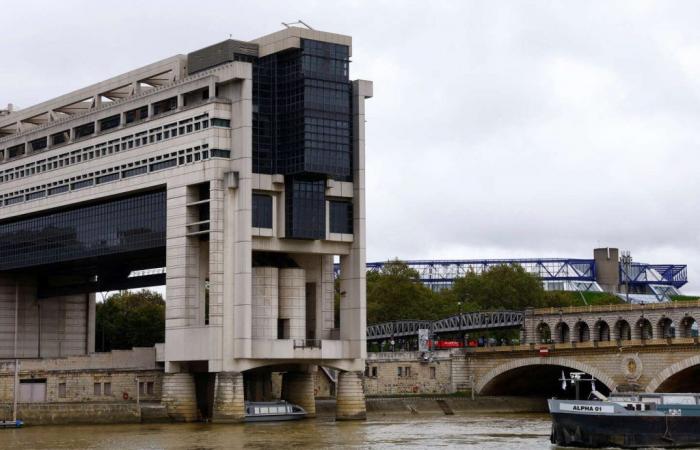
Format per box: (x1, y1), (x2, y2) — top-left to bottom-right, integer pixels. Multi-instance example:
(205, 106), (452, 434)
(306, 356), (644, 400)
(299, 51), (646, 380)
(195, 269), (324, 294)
(0, 413), (563, 449)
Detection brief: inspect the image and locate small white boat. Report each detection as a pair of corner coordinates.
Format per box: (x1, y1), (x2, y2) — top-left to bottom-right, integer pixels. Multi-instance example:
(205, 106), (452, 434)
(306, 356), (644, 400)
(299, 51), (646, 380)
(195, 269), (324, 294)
(0, 420), (23, 429)
(245, 401), (307, 422)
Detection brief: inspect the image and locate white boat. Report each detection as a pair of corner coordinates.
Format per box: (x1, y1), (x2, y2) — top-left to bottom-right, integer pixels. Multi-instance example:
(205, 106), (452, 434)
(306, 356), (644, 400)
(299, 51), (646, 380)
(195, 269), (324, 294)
(245, 401), (307, 422)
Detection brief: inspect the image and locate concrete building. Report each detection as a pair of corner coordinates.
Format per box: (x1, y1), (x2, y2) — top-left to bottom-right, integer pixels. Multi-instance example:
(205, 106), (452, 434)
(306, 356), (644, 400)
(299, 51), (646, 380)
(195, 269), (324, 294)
(0, 26), (371, 422)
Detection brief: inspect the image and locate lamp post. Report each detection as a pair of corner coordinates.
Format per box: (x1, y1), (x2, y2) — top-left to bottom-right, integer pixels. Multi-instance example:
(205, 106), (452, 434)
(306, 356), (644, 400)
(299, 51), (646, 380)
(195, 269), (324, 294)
(457, 300), (463, 345)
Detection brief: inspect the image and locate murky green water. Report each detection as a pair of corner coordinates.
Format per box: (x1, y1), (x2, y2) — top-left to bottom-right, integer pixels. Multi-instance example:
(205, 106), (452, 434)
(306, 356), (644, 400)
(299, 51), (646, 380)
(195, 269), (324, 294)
(1, 413), (558, 449)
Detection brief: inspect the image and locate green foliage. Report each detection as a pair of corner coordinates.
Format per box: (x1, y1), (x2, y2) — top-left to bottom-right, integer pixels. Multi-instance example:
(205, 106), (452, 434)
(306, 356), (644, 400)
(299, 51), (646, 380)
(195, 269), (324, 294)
(366, 260), (452, 323)
(96, 289), (165, 352)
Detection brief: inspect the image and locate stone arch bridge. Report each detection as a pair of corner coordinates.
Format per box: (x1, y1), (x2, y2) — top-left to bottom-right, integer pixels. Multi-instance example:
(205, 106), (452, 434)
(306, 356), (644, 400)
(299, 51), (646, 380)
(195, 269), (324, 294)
(366, 302), (700, 397)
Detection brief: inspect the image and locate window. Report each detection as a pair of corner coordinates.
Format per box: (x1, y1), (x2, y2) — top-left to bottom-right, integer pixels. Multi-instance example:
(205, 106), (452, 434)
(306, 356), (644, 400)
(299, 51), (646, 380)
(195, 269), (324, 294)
(103, 382), (112, 396)
(147, 382), (154, 395)
(405, 366), (411, 377)
(397, 367), (403, 377)
(139, 382), (145, 395)
(7, 144), (25, 159)
(211, 118), (231, 127)
(74, 122), (95, 139)
(51, 130), (69, 146)
(371, 367), (378, 378)
(149, 159), (177, 172)
(329, 200), (353, 234)
(152, 97), (177, 116)
(252, 194), (273, 228)
(58, 382), (67, 398)
(30, 137), (48, 152)
(94, 383), (102, 396)
(0, 190), (166, 271)
(125, 106), (148, 124)
(100, 114), (120, 131)
(211, 149), (231, 158)
(430, 367), (436, 380)
(122, 166), (148, 178)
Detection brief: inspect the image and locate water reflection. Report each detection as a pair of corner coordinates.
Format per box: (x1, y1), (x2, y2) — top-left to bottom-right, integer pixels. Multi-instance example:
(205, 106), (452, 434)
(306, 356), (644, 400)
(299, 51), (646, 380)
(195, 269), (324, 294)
(2, 413), (557, 450)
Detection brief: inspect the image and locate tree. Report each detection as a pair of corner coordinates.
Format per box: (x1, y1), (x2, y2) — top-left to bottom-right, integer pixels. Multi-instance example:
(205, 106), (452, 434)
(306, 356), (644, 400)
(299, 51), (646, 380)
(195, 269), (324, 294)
(96, 289), (165, 352)
(366, 260), (442, 323)
(447, 264), (546, 311)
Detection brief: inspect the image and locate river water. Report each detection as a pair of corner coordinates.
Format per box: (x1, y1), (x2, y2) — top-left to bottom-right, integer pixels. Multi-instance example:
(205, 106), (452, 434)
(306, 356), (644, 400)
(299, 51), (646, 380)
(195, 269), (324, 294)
(0, 413), (563, 449)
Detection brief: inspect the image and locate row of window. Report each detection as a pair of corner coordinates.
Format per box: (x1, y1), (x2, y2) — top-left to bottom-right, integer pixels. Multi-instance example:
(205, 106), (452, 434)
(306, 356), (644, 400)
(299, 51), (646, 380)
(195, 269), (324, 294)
(0, 144), (230, 208)
(56, 381), (156, 398)
(0, 191), (166, 271)
(0, 113), (229, 185)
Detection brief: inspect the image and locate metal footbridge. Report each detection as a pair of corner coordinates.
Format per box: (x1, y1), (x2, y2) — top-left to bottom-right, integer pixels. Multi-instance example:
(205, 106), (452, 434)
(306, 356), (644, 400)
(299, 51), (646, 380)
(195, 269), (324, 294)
(366, 310), (524, 340)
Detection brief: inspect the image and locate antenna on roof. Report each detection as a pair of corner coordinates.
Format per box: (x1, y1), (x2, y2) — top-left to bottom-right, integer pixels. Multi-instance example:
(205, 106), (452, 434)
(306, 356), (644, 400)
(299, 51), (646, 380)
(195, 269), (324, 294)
(281, 20), (314, 30)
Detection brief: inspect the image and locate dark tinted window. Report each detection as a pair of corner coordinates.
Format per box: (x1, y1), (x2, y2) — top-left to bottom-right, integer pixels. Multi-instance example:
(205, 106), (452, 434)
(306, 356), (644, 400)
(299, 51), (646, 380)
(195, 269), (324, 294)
(0, 191), (166, 271)
(329, 200), (353, 234)
(252, 194), (273, 229)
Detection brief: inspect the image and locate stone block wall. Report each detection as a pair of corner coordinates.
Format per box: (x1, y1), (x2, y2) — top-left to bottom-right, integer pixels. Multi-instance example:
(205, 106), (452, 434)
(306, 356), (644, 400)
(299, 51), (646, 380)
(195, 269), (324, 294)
(364, 352), (453, 396)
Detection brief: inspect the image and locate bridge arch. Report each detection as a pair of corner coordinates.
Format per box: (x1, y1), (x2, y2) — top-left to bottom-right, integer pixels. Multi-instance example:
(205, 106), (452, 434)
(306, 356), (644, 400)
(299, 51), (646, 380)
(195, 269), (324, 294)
(635, 317), (653, 340)
(574, 320), (591, 342)
(593, 319), (610, 342)
(536, 322), (552, 344)
(555, 321), (570, 343)
(678, 316), (697, 338)
(614, 319), (631, 340)
(656, 317), (675, 339)
(476, 357), (617, 396)
(647, 355), (700, 393)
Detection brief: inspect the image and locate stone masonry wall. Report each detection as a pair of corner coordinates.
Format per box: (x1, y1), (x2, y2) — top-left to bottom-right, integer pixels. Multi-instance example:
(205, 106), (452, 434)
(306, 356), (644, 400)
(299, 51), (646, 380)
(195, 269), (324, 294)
(365, 351), (453, 396)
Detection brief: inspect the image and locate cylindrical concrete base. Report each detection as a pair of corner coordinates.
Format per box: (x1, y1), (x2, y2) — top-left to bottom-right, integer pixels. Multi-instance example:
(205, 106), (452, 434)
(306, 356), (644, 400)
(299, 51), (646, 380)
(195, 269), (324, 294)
(212, 372), (245, 423)
(282, 371), (316, 417)
(161, 373), (197, 422)
(336, 371), (366, 420)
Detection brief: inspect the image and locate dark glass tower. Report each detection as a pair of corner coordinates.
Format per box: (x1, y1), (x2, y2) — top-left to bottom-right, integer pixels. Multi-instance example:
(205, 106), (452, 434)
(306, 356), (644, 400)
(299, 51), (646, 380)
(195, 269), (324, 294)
(253, 39), (353, 239)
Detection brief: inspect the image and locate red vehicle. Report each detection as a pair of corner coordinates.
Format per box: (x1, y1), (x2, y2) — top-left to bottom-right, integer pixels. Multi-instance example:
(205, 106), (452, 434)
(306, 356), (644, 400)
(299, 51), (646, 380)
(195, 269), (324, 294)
(429, 340), (464, 349)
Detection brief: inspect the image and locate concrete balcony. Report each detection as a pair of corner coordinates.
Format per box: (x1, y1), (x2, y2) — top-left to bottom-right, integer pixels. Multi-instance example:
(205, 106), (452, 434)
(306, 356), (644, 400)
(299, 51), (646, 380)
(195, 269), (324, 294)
(251, 338), (347, 360)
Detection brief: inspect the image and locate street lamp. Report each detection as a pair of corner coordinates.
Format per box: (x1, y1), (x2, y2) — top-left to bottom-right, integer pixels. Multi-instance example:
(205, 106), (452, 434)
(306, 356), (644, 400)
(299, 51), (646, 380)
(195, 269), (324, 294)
(621, 251), (632, 303)
(457, 300), (463, 345)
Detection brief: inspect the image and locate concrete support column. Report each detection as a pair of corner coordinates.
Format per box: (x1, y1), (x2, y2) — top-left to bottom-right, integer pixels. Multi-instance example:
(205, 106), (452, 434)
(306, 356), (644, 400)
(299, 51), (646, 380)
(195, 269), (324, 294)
(252, 267), (279, 339)
(212, 371), (245, 423)
(161, 373), (197, 422)
(282, 371), (316, 417)
(279, 268), (306, 339)
(336, 371), (366, 420)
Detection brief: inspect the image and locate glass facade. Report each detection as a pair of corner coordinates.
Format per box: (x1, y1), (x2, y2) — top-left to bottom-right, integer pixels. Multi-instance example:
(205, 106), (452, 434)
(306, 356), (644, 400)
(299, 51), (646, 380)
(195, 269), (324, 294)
(252, 39), (353, 239)
(0, 191), (166, 271)
(285, 178), (326, 240)
(252, 194), (273, 229)
(329, 200), (353, 234)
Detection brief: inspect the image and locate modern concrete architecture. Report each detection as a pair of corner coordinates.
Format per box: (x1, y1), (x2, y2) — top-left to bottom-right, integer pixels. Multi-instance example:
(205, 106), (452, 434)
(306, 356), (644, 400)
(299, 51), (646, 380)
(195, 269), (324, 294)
(0, 26), (371, 422)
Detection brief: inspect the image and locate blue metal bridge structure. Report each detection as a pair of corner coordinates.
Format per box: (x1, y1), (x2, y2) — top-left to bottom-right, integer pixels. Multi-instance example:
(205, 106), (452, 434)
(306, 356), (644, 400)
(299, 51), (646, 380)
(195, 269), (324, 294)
(334, 258), (688, 293)
(366, 310), (524, 341)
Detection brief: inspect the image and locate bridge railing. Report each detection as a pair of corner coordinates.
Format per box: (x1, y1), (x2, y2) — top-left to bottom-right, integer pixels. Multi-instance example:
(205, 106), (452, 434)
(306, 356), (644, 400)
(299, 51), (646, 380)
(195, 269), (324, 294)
(532, 299), (700, 316)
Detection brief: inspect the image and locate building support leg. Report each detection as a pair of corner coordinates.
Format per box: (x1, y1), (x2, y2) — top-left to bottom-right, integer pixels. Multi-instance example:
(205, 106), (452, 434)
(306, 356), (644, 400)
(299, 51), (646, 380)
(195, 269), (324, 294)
(336, 371), (366, 420)
(282, 370), (316, 417)
(161, 373), (198, 422)
(212, 371), (245, 423)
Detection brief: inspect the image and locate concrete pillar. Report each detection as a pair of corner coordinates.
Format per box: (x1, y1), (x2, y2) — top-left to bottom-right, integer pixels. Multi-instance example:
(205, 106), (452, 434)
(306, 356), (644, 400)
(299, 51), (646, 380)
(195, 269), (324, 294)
(252, 267), (279, 339)
(336, 371), (366, 420)
(279, 268), (306, 339)
(161, 373), (197, 422)
(282, 371), (316, 417)
(212, 372), (245, 423)
(594, 248), (620, 293)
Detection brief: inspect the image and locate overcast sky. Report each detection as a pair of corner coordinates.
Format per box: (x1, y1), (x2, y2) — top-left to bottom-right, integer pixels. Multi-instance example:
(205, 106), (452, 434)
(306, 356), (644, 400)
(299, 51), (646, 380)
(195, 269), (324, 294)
(2, 1), (700, 292)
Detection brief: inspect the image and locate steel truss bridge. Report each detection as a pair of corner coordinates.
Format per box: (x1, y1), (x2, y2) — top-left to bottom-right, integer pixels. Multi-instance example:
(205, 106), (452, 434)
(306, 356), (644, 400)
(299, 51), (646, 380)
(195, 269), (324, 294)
(366, 310), (524, 341)
(344, 259), (688, 292)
